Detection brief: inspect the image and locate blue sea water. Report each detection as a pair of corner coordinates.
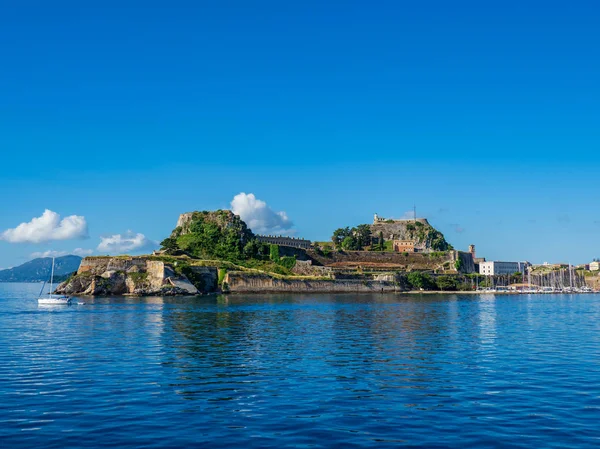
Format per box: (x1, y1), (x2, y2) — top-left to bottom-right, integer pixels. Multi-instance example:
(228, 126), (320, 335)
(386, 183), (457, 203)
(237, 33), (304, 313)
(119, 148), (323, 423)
(1, 283), (600, 448)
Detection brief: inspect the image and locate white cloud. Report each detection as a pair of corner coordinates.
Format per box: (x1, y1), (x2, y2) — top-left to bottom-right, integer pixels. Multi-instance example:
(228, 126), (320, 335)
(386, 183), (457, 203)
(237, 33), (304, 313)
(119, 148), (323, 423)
(230, 192), (294, 235)
(72, 248), (94, 257)
(1, 209), (88, 243)
(97, 231), (158, 255)
(30, 248), (94, 259)
(30, 250), (67, 258)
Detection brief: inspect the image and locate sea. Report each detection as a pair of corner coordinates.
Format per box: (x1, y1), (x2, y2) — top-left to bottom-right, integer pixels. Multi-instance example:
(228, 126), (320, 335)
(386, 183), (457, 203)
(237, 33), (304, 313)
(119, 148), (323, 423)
(1, 283), (599, 448)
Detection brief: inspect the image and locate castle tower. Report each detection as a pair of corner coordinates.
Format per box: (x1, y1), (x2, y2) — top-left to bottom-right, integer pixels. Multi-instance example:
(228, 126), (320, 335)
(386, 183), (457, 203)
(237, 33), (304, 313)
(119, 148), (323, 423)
(469, 244), (476, 259)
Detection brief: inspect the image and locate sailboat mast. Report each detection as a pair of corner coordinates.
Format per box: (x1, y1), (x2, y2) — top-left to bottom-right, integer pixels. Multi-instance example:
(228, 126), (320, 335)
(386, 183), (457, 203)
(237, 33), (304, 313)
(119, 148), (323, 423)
(569, 263), (573, 289)
(49, 257), (55, 297)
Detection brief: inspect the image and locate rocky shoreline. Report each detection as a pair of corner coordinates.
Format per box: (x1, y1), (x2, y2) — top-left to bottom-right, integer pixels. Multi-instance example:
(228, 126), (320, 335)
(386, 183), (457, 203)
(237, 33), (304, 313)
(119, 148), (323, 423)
(55, 256), (218, 296)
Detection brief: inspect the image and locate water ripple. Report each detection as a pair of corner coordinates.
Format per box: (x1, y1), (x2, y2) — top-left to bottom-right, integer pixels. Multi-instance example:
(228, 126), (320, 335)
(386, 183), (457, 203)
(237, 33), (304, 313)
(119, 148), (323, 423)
(1, 284), (600, 447)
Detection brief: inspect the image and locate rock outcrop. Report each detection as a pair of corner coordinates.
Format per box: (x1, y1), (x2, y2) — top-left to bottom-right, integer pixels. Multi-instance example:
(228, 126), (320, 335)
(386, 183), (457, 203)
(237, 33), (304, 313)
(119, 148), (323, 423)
(172, 210), (253, 243)
(55, 256), (218, 296)
(369, 219), (450, 252)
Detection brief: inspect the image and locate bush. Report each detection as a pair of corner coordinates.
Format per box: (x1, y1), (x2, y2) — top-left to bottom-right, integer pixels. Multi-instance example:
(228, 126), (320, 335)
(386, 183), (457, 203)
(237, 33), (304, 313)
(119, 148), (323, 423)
(454, 258), (463, 271)
(436, 276), (458, 291)
(269, 244), (280, 262)
(218, 268), (227, 286)
(407, 272), (436, 290)
(279, 256), (296, 270)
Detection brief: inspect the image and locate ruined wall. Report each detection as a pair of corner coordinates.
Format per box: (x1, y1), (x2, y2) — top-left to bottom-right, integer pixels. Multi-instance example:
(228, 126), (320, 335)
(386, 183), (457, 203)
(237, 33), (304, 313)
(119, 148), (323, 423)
(307, 250), (454, 271)
(291, 260), (333, 277)
(225, 272), (407, 293)
(77, 257), (147, 275)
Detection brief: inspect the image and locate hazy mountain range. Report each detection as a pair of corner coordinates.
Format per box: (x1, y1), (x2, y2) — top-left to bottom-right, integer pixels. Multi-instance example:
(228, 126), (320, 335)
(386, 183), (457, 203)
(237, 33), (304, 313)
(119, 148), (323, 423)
(0, 256), (82, 282)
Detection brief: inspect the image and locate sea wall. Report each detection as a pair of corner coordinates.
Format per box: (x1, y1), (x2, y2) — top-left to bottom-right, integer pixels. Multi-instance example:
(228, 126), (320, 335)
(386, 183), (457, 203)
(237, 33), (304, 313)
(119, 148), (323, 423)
(224, 272), (407, 293)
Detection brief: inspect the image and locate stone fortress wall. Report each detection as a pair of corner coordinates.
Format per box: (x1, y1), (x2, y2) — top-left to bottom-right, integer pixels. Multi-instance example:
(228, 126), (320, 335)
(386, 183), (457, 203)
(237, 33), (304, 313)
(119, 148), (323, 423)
(256, 235), (311, 249)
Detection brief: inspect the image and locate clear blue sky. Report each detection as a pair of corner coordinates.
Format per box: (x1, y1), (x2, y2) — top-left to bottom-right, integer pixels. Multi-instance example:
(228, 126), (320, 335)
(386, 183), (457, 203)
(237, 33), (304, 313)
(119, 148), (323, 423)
(1, 0), (599, 268)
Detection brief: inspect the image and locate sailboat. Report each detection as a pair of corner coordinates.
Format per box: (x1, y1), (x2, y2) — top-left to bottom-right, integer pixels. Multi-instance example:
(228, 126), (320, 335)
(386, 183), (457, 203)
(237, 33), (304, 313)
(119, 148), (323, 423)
(38, 257), (72, 305)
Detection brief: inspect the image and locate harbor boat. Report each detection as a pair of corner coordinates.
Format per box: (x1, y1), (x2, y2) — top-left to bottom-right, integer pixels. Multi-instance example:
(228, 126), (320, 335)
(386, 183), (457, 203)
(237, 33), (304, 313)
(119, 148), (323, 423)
(38, 257), (72, 305)
(38, 294), (72, 305)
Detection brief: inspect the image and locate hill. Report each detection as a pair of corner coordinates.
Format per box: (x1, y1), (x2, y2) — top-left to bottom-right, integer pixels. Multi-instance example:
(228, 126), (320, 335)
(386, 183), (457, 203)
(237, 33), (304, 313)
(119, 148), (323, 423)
(0, 255), (82, 282)
(370, 218), (451, 252)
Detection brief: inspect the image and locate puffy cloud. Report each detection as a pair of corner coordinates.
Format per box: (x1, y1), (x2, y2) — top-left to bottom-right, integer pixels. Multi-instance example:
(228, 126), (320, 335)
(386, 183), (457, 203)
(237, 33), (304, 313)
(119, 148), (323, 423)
(97, 231), (158, 255)
(231, 192), (294, 235)
(30, 248), (94, 259)
(1, 209), (88, 243)
(30, 250), (67, 258)
(72, 248), (94, 257)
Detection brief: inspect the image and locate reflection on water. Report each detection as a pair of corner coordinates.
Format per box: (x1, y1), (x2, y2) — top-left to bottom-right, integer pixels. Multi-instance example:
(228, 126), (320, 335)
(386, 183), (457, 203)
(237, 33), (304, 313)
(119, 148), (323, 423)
(1, 285), (600, 448)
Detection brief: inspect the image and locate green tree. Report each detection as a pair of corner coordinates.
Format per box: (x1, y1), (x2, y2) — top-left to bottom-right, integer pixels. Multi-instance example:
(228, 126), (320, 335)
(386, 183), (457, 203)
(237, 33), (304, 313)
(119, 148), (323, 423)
(173, 210), (254, 262)
(436, 276), (458, 291)
(341, 235), (360, 250)
(160, 237), (178, 251)
(378, 231), (384, 251)
(243, 240), (259, 259)
(407, 272), (436, 290)
(332, 227), (351, 247)
(355, 224), (372, 249)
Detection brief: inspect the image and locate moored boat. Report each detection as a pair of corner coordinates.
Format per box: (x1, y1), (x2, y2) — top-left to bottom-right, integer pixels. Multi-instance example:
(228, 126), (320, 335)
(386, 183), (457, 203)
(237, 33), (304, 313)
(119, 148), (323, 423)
(37, 257), (72, 305)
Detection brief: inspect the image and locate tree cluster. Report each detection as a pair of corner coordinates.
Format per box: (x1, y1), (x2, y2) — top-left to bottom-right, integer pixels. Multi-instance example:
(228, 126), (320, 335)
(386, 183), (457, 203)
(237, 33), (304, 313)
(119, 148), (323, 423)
(160, 210), (267, 262)
(331, 225), (372, 250)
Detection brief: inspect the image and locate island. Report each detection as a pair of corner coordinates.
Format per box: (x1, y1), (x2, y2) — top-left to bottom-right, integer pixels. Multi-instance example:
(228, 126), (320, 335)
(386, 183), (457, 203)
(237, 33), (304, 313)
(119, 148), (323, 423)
(54, 210), (572, 296)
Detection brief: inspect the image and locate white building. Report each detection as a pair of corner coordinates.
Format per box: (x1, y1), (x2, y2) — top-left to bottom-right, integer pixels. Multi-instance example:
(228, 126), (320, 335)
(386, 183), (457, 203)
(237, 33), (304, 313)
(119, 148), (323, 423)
(479, 261), (526, 275)
(590, 261), (600, 271)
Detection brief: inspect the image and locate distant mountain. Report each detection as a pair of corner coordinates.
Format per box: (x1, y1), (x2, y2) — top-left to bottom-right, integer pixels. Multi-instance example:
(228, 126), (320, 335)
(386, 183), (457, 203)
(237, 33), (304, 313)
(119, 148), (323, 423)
(0, 255), (82, 282)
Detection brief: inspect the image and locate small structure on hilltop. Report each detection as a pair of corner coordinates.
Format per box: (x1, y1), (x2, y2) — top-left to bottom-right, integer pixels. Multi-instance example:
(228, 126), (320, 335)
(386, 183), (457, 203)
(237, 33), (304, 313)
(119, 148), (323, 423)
(393, 240), (415, 253)
(256, 235), (311, 249)
(373, 213), (428, 225)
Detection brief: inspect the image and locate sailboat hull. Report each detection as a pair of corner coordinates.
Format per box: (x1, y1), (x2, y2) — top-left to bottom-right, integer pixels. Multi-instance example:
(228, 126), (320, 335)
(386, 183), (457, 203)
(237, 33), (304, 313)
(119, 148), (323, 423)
(38, 295), (72, 305)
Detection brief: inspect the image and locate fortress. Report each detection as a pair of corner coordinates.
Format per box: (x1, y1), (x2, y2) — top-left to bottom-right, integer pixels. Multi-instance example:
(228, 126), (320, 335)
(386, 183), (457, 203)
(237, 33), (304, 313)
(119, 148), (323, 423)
(256, 235), (311, 249)
(373, 213), (430, 226)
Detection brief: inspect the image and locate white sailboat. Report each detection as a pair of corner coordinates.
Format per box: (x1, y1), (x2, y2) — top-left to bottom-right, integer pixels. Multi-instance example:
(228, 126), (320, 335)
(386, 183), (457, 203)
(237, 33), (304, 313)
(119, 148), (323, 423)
(38, 257), (72, 305)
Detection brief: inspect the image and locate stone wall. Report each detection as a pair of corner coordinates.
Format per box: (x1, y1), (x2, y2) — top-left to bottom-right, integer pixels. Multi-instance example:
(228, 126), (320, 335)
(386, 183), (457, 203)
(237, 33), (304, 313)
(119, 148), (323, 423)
(257, 235), (311, 249)
(307, 249), (452, 270)
(225, 272), (407, 293)
(77, 256), (147, 275)
(291, 260), (333, 277)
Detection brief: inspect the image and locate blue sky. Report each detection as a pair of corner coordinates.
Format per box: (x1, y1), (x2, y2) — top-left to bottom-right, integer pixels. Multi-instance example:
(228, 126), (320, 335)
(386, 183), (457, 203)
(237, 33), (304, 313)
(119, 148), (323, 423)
(1, 0), (599, 268)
